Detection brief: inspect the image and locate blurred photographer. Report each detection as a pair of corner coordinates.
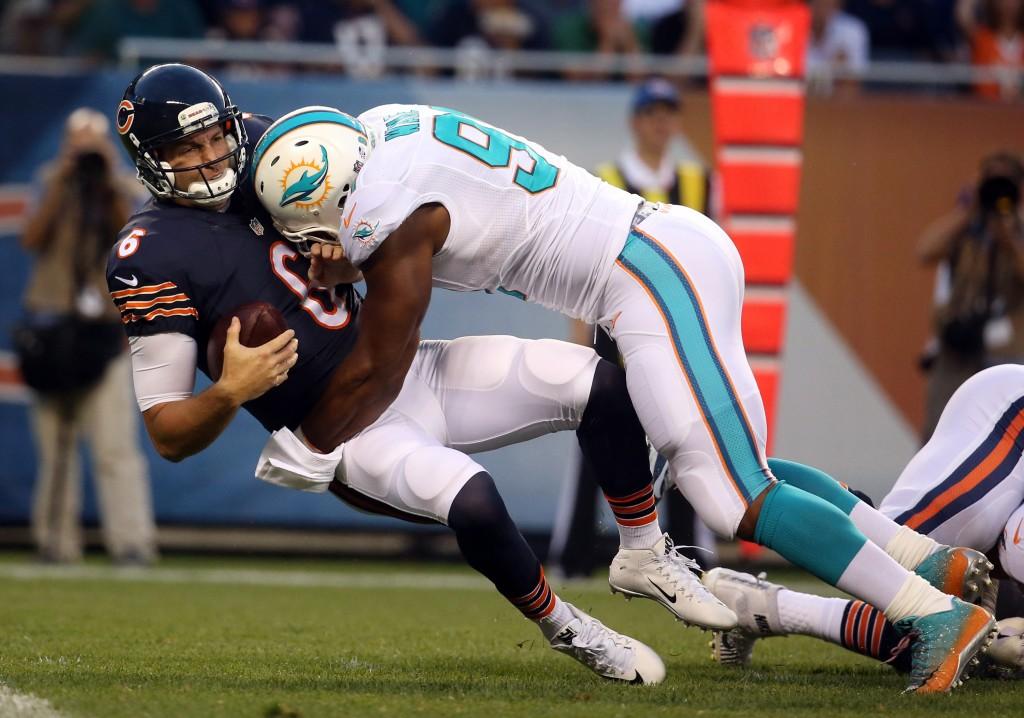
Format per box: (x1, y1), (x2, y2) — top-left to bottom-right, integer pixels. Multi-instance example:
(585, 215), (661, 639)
(918, 152), (1024, 440)
(16, 108), (156, 565)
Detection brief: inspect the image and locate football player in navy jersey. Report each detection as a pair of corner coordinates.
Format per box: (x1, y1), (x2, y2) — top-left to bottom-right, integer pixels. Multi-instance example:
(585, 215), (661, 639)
(102, 63), (722, 684)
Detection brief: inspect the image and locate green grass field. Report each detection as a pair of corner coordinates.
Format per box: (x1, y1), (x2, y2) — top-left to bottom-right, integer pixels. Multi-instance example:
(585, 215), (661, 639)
(1, 552), (1020, 718)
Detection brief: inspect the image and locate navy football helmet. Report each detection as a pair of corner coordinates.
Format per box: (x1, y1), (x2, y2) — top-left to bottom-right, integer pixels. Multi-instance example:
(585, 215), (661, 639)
(116, 63), (247, 206)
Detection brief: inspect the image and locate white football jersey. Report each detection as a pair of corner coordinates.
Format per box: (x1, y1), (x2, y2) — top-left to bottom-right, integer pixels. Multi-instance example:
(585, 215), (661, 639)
(879, 364), (1024, 551)
(338, 104), (642, 320)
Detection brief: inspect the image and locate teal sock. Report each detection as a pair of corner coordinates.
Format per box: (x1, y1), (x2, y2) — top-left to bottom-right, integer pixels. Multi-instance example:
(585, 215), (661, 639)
(767, 458), (859, 516)
(754, 481), (868, 585)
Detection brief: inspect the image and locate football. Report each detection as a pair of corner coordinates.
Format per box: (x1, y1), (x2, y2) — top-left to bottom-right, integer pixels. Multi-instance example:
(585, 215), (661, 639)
(206, 301), (290, 381)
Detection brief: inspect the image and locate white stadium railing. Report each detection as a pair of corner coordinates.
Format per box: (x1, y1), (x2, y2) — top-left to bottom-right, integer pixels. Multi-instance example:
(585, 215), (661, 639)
(1, 37), (1021, 93)
(110, 37), (1023, 91)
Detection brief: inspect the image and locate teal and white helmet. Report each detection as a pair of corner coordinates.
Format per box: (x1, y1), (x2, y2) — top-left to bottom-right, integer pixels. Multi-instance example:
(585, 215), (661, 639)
(252, 106), (372, 252)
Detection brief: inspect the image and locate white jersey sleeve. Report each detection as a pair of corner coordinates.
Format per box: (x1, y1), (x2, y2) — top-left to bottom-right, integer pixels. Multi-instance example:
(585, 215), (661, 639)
(336, 180), (433, 267)
(337, 106), (445, 267)
(128, 332), (197, 411)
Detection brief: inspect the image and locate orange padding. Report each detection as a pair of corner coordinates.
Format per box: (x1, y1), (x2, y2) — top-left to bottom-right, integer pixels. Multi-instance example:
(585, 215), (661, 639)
(713, 91), (804, 145)
(730, 229), (794, 284)
(719, 161), (802, 214)
(742, 296), (787, 354)
(706, 2), (810, 78)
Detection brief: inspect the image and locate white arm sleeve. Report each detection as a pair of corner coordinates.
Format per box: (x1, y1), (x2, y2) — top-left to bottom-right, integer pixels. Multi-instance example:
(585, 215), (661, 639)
(128, 333), (198, 412)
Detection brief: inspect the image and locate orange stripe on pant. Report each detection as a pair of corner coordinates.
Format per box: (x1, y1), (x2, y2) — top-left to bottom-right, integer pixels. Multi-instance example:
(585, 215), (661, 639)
(906, 408), (1024, 530)
(615, 226), (768, 507)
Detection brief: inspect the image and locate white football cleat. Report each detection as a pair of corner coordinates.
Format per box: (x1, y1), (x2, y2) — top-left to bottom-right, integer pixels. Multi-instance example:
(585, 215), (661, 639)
(549, 602), (666, 685)
(609, 534), (737, 630)
(710, 627), (759, 668)
(701, 567), (787, 666)
(981, 617), (1024, 677)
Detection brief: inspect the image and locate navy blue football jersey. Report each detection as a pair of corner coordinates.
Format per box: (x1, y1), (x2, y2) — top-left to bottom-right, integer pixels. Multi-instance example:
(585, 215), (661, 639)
(106, 115), (360, 431)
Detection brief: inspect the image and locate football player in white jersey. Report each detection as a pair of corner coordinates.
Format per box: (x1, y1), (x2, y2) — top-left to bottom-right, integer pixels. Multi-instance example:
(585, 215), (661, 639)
(109, 64), (717, 685)
(253, 104), (995, 693)
(702, 364), (1024, 678)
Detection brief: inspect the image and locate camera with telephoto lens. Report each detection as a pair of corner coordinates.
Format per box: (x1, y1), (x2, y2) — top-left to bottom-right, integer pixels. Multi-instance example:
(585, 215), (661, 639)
(73, 151), (108, 182)
(978, 174), (1020, 216)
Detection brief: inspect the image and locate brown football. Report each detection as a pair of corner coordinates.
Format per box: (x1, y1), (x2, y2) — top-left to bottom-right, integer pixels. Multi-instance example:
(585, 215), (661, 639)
(206, 301), (289, 381)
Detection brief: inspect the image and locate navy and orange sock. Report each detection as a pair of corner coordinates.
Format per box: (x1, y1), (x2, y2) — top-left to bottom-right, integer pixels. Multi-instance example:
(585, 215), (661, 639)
(510, 567), (574, 639)
(606, 485), (663, 549)
(839, 600), (911, 672)
(510, 567), (556, 620)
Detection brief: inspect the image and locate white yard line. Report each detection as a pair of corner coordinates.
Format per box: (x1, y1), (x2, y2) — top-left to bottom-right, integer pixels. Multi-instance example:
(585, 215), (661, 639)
(0, 562), (834, 597)
(0, 684), (68, 718)
(0, 563), (607, 593)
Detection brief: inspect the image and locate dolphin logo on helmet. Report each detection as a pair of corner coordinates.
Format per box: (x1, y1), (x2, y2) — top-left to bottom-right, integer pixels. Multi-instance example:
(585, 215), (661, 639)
(280, 145), (330, 208)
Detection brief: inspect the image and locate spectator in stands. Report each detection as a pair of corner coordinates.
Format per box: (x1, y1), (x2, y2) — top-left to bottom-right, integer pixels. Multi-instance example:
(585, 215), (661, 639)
(918, 152), (1024, 439)
(589, 0), (644, 77)
(549, 78), (716, 578)
(957, 0), (1024, 100)
(67, 0), (205, 61)
(292, 0), (420, 78)
(207, 0), (265, 42)
(624, 0), (706, 57)
(845, 0), (960, 62)
(16, 109), (157, 566)
(294, 0), (420, 47)
(428, 0), (551, 78)
(1, 0), (94, 56)
(807, 0), (871, 80)
(429, 0), (549, 52)
(1, 0), (54, 55)
(204, 0), (299, 76)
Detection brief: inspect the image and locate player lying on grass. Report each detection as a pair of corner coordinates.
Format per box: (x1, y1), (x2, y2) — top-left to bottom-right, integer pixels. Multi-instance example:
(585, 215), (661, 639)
(253, 103), (995, 693)
(702, 364), (1024, 679)
(105, 63), (752, 685)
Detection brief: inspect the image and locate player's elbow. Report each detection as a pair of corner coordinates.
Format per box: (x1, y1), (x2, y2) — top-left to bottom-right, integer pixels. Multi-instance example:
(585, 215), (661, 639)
(146, 423), (193, 462)
(153, 438), (188, 463)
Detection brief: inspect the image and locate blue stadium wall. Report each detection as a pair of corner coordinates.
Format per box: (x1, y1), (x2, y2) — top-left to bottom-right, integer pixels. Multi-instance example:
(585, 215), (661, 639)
(0, 70), (646, 532)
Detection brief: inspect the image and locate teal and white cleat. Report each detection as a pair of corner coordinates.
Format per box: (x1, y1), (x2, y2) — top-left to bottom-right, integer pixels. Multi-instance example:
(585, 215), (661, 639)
(895, 598), (997, 694)
(914, 547), (994, 603)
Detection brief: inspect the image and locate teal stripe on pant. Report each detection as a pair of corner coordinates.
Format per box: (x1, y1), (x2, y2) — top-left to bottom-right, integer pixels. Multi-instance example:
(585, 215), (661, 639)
(616, 230), (771, 504)
(767, 458), (860, 515)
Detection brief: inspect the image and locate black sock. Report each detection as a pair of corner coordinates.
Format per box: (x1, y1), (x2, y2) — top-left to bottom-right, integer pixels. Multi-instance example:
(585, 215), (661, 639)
(448, 472), (552, 616)
(577, 359), (652, 498)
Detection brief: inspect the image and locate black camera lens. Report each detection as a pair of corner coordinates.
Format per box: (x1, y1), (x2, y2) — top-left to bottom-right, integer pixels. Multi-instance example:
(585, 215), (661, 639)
(978, 175), (1020, 213)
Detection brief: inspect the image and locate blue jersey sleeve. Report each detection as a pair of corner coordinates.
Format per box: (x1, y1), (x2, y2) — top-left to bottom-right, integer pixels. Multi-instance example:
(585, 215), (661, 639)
(107, 214), (200, 339)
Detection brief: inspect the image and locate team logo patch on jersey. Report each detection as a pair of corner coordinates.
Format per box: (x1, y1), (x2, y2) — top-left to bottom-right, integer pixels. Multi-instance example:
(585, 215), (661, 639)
(352, 219), (380, 245)
(279, 145), (332, 210)
(116, 100), (135, 135)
